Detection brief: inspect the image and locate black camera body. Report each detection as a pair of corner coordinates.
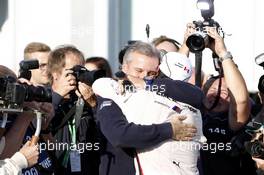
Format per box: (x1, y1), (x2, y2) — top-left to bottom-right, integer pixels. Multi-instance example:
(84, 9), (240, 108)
(19, 59), (39, 80)
(245, 140), (264, 159)
(186, 19), (221, 53)
(231, 119), (264, 158)
(70, 65), (105, 86)
(244, 123), (264, 159)
(0, 76), (52, 111)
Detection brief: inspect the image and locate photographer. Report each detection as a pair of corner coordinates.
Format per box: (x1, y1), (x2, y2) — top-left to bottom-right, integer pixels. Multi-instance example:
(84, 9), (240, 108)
(47, 45), (99, 175)
(23, 42), (51, 86)
(23, 42), (54, 129)
(0, 65), (39, 175)
(197, 27), (255, 174)
(21, 42), (56, 175)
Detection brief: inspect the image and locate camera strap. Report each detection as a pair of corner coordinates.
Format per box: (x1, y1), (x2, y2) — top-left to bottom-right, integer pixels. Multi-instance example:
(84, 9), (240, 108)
(208, 65), (224, 111)
(68, 119), (77, 145)
(74, 98), (84, 131)
(195, 52), (203, 88)
(52, 106), (76, 134)
(61, 106), (79, 168)
(53, 98), (84, 135)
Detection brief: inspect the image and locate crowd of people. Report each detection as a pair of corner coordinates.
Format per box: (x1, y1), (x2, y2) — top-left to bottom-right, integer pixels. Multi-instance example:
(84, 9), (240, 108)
(0, 22), (263, 175)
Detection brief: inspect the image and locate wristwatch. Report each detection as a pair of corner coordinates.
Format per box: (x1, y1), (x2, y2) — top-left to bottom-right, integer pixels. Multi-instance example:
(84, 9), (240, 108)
(219, 51), (233, 62)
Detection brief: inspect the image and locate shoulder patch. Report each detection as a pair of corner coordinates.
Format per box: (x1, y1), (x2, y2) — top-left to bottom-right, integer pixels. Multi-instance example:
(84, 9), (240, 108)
(99, 100), (113, 110)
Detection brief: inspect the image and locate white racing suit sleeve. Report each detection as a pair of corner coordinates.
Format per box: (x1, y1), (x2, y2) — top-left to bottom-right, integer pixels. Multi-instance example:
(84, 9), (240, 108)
(0, 151), (28, 175)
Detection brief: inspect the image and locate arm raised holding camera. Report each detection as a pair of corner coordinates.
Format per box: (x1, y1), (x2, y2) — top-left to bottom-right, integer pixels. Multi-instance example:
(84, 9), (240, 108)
(206, 27), (250, 131)
(178, 23), (196, 57)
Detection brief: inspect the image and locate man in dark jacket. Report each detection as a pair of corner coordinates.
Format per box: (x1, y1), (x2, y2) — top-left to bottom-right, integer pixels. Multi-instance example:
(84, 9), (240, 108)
(96, 41), (202, 175)
(48, 45), (100, 175)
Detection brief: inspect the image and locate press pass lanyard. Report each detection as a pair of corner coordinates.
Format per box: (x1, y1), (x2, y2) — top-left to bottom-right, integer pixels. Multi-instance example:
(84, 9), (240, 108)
(62, 97), (84, 168)
(68, 119), (76, 145)
(68, 97), (84, 145)
(62, 119), (76, 167)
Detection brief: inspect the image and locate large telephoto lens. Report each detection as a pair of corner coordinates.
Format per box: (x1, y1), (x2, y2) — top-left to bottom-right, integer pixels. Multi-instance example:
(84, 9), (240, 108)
(186, 32), (207, 53)
(23, 85), (52, 102)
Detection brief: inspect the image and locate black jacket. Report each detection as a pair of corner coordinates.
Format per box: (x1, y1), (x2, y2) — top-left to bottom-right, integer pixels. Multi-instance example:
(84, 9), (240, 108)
(51, 92), (100, 175)
(96, 96), (172, 175)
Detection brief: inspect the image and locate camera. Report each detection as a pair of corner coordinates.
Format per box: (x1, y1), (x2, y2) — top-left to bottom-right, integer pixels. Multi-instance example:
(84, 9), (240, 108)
(0, 76), (52, 110)
(18, 59), (39, 80)
(245, 140), (264, 159)
(186, 19), (221, 53)
(229, 119), (264, 159)
(187, 0), (224, 53)
(70, 65), (106, 86)
(244, 121), (264, 159)
(230, 119), (264, 158)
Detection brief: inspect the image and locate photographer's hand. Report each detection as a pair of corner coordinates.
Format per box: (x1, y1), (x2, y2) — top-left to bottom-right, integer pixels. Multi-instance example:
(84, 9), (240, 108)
(76, 82), (96, 107)
(179, 23), (196, 56)
(252, 157), (264, 171)
(206, 27), (227, 58)
(170, 115), (197, 141)
(206, 27), (250, 131)
(52, 69), (76, 97)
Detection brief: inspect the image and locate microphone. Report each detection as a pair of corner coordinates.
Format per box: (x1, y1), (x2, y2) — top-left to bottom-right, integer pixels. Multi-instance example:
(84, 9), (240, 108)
(146, 24), (150, 40)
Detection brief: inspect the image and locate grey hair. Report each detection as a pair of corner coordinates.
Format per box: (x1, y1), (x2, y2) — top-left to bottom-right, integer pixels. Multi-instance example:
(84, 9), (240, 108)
(122, 41), (161, 64)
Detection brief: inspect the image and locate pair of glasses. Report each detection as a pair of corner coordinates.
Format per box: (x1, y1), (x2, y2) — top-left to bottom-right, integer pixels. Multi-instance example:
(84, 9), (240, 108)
(39, 63), (47, 70)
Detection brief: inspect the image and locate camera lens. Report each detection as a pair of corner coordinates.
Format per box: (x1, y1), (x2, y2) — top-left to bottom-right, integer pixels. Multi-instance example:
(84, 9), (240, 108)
(192, 37), (203, 48)
(245, 140), (264, 159)
(186, 33), (206, 53)
(23, 85), (52, 102)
